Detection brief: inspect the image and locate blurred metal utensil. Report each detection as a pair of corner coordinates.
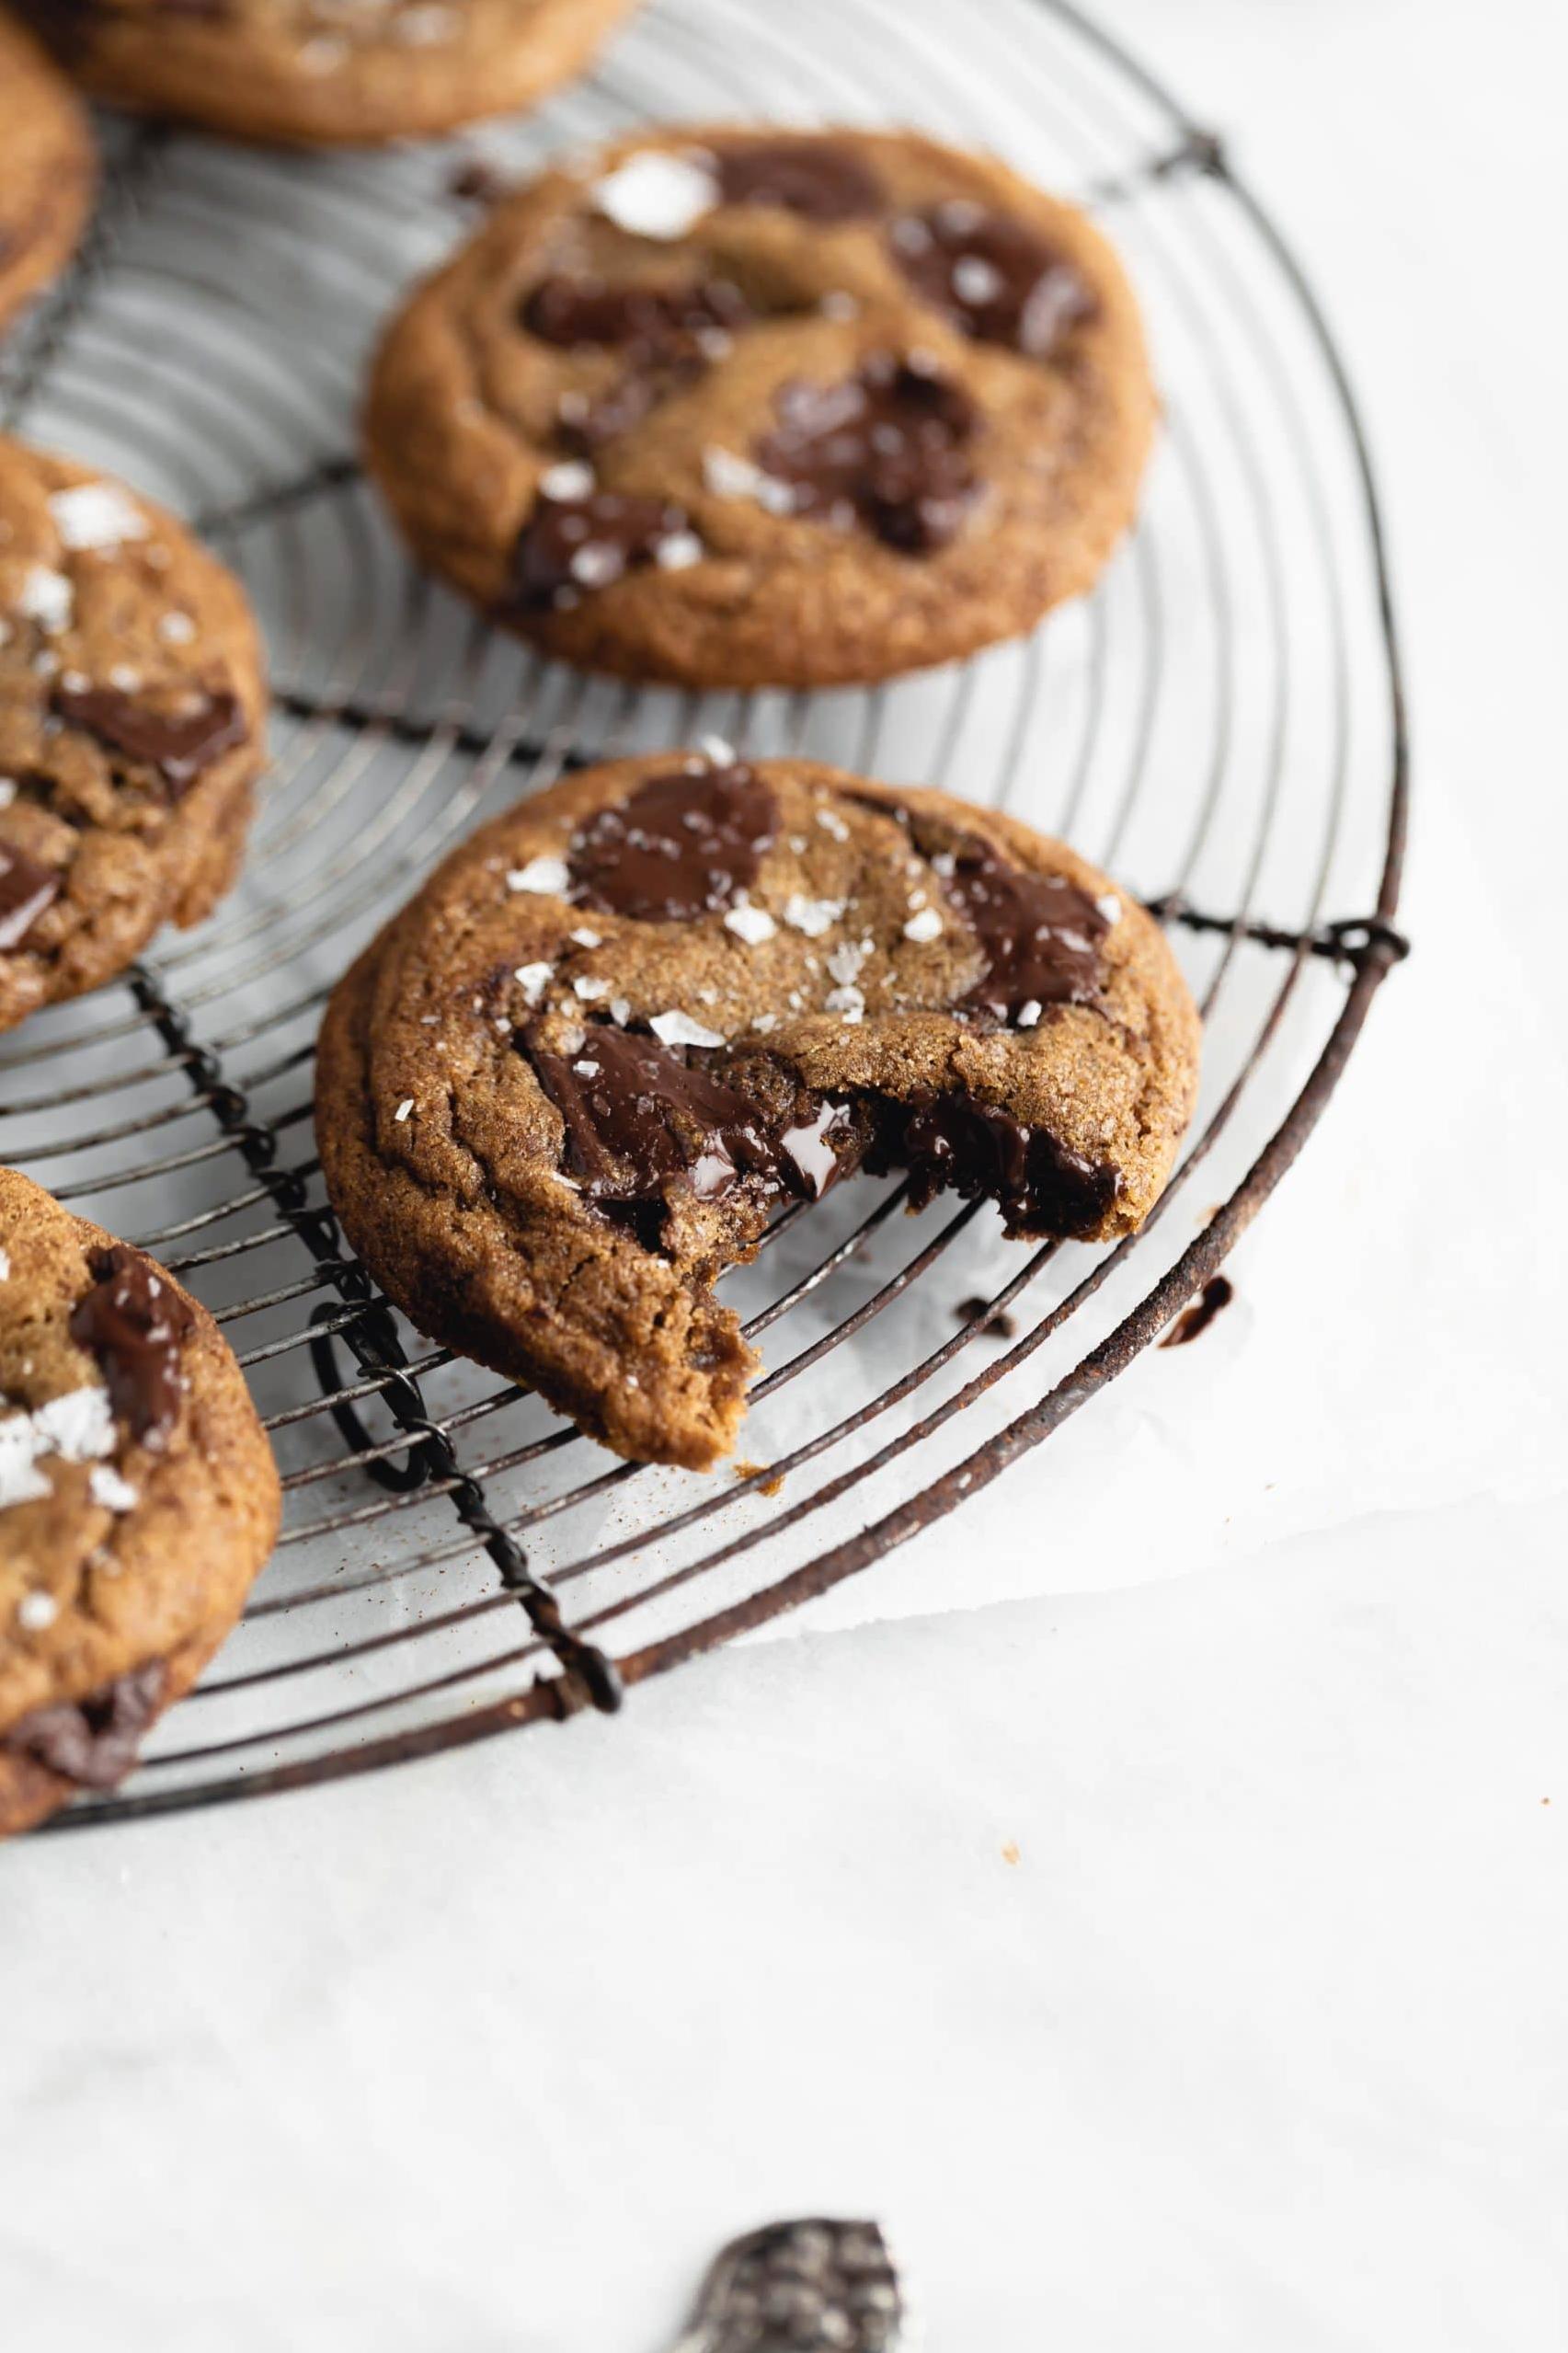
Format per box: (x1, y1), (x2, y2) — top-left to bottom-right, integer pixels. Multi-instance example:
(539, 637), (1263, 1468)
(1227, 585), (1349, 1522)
(670, 2217), (909, 2351)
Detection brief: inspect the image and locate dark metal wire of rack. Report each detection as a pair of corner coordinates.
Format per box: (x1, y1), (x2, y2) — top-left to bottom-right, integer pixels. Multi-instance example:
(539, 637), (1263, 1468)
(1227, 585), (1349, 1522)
(0, 0), (1410, 1830)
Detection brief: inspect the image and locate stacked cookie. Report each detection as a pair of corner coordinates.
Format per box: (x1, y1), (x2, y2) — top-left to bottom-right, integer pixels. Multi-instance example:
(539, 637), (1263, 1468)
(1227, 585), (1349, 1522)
(2, 42), (1204, 1826)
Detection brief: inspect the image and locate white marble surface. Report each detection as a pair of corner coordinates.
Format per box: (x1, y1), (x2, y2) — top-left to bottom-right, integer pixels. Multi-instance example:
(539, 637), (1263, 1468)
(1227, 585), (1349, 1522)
(6, 3), (1568, 2346)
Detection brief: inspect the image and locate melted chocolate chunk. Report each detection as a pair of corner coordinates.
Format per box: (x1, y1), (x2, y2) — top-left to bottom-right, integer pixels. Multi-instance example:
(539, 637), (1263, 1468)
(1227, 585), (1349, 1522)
(891, 201), (1095, 354)
(942, 832), (1109, 1024)
(522, 272), (750, 358)
(68, 1245), (195, 1452)
(527, 277), (750, 454)
(871, 1089), (1119, 1239)
(713, 137), (883, 222)
(3, 1659), (167, 1792)
(531, 1027), (773, 1207)
(754, 351), (979, 554)
(0, 840), (61, 951)
(512, 490), (696, 610)
(1161, 1273), (1234, 1349)
(52, 682), (246, 798)
(569, 763), (778, 920)
(529, 1025), (852, 1217)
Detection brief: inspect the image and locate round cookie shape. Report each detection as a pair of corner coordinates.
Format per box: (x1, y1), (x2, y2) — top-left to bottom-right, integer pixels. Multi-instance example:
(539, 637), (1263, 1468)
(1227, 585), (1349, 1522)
(315, 754), (1200, 1469)
(0, 1169), (280, 1836)
(17, 0), (640, 147)
(0, 15), (96, 344)
(0, 436), (268, 1033)
(363, 125), (1157, 687)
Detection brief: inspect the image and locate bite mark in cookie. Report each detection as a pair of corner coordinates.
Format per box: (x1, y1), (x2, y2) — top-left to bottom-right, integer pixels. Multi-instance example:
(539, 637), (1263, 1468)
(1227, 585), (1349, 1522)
(315, 756), (1200, 1468)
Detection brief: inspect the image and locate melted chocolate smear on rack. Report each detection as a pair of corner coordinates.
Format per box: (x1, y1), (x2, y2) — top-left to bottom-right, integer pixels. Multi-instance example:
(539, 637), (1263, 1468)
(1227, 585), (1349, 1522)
(940, 832), (1109, 1024)
(527, 1026), (855, 1223)
(3, 1659), (167, 1791)
(69, 1245), (195, 1451)
(891, 201), (1096, 355)
(52, 682), (246, 798)
(569, 763), (777, 920)
(0, 840), (61, 951)
(1161, 1273), (1234, 1348)
(512, 490), (695, 611)
(755, 351), (979, 554)
(956, 1294), (1018, 1340)
(713, 137), (884, 222)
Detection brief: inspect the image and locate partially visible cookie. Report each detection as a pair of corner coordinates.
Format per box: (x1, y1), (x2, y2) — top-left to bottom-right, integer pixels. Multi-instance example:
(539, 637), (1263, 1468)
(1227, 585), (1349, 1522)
(0, 435), (268, 1032)
(315, 753), (1199, 1468)
(0, 13), (95, 343)
(18, 0), (639, 146)
(364, 125), (1156, 687)
(0, 1168), (280, 1837)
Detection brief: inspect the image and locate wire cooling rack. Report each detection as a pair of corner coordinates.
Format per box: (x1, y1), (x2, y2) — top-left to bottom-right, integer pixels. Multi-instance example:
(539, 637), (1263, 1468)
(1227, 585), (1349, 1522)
(2, 0), (1409, 1828)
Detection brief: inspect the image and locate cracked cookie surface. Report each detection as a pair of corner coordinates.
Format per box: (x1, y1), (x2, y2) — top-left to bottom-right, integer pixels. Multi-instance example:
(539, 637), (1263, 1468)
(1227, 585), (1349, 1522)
(18, 0), (639, 145)
(0, 435), (268, 1033)
(315, 754), (1199, 1468)
(0, 14), (95, 344)
(0, 1167), (280, 1837)
(363, 124), (1157, 686)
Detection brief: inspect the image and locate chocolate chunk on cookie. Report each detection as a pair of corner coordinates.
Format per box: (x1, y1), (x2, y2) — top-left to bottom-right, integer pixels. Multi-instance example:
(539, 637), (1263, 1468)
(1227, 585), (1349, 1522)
(363, 125), (1156, 686)
(0, 1169), (280, 1836)
(17, 0), (640, 147)
(315, 755), (1199, 1469)
(0, 14), (95, 345)
(0, 435), (268, 1033)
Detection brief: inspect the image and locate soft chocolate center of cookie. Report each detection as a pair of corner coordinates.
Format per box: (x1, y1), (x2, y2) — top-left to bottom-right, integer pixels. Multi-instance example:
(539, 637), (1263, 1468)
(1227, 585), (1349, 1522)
(943, 832), (1109, 1022)
(753, 351), (979, 553)
(712, 138), (884, 223)
(68, 1245), (194, 1452)
(867, 1090), (1119, 1234)
(52, 682), (246, 799)
(890, 201), (1095, 354)
(0, 840), (61, 951)
(512, 489), (696, 610)
(568, 763), (778, 920)
(2, 1659), (167, 1792)
(528, 1024), (1117, 1245)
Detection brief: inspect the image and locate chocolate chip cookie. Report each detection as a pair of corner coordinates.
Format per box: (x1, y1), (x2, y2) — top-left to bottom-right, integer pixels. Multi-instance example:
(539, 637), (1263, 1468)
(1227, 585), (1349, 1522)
(0, 434), (268, 1033)
(363, 125), (1156, 686)
(0, 13), (95, 344)
(18, 0), (639, 146)
(0, 1168), (280, 1836)
(315, 753), (1199, 1468)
